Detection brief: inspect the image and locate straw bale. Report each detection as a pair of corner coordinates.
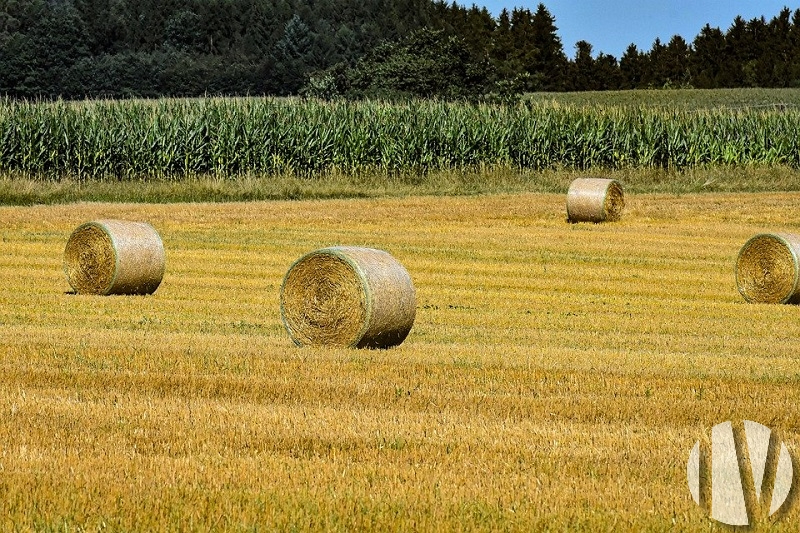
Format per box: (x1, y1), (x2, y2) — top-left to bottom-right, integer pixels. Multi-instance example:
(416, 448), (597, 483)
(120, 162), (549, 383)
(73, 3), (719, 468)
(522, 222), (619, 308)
(736, 233), (800, 304)
(64, 220), (165, 295)
(280, 246), (416, 348)
(566, 178), (625, 223)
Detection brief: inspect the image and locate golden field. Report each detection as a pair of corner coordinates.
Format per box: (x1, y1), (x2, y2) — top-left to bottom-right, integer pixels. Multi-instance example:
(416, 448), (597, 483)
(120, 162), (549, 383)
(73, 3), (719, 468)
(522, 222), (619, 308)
(1, 191), (800, 531)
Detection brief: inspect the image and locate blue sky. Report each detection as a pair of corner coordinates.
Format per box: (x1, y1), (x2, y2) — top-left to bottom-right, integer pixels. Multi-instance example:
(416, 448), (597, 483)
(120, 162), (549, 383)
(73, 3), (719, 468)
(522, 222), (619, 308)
(477, 1), (797, 58)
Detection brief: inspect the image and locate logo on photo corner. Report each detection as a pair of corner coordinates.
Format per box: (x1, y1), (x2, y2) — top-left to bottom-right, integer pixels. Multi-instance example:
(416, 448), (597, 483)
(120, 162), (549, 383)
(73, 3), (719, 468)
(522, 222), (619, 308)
(687, 420), (794, 526)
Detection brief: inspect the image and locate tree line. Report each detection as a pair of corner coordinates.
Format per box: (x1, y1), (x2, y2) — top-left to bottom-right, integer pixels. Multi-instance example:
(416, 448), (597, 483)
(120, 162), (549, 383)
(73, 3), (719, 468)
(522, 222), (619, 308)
(1, 0), (800, 100)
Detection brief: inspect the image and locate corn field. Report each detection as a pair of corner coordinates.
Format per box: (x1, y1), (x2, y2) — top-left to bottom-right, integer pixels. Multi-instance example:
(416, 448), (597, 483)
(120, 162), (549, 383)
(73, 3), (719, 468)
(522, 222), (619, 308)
(1, 96), (800, 180)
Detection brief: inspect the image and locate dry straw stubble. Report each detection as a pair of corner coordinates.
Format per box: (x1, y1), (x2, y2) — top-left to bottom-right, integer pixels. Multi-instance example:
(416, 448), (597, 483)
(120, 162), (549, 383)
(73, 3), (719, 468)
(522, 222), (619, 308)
(566, 177), (625, 223)
(280, 246), (416, 348)
(735, 232), (800, 304)
(63, 219), (165, 295)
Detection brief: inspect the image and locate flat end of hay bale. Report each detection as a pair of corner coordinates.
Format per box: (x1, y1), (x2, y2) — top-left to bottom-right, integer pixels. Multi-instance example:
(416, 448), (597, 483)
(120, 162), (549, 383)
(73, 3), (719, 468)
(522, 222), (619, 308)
(280, 248), (368, 347)
(280, 246), (415, 349)
(566, 178), (625, 223)
(63, 220), (165, 296)
(63, 222), (117, 295)
(735, 233), (800, 304)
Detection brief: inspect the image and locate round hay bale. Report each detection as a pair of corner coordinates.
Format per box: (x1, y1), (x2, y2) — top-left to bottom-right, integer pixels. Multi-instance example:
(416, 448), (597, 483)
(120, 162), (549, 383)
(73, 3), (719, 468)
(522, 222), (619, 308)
(64, 220), (165, 295)
(566, 177), (625, 223)
(280, 246), (416, 349)
(735, 233), (800, 304)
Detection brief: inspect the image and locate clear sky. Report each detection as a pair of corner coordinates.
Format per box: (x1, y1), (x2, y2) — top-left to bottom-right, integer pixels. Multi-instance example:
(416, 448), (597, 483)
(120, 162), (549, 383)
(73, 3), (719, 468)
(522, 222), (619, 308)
(477, 1), (797, 59)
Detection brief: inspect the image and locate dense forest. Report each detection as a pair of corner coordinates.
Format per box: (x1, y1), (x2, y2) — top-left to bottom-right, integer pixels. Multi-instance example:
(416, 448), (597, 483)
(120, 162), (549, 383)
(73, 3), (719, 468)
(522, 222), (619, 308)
(1, 0), (800, 99)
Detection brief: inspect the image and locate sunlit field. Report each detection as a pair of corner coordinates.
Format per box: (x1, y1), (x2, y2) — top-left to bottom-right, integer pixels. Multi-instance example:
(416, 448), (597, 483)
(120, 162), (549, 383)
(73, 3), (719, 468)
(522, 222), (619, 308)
(2, 191), (800, 530)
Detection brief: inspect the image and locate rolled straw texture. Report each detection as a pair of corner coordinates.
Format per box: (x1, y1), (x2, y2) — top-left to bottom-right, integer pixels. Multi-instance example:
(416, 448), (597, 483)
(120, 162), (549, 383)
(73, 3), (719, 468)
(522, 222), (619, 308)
(63, 220), (165, 295)
(280, 246), (416, 348)
(566, 178), (625, 223)
(735, 233), (800, 304)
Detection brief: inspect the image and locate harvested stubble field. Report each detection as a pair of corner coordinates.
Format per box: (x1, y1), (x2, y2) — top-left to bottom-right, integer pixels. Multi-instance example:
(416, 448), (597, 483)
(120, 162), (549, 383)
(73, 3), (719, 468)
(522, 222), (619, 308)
(1, 191), (800, 531)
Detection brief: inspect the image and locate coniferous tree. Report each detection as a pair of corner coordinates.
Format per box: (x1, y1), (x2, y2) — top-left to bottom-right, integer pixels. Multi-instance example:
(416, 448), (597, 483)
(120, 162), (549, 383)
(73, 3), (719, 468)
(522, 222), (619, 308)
(742, 16), (770, 87)
(530, 3), (567, 90)
(720, 16), (748, 86)
(767, 8), (793, 87)
(789, 9), (800, 85)
(691, 24), (726, 88)
(661, 35), (691, 87)
(273, 14), (318, 94)
(571, 40), (595, 90)
(507, 7), (538, 86)
(620, 44), (645, 89)
(464, 5), (495, 60)
(593, 53), (623, 90)
(490, 8), (515, 80)
(642, 37), (666, 87)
